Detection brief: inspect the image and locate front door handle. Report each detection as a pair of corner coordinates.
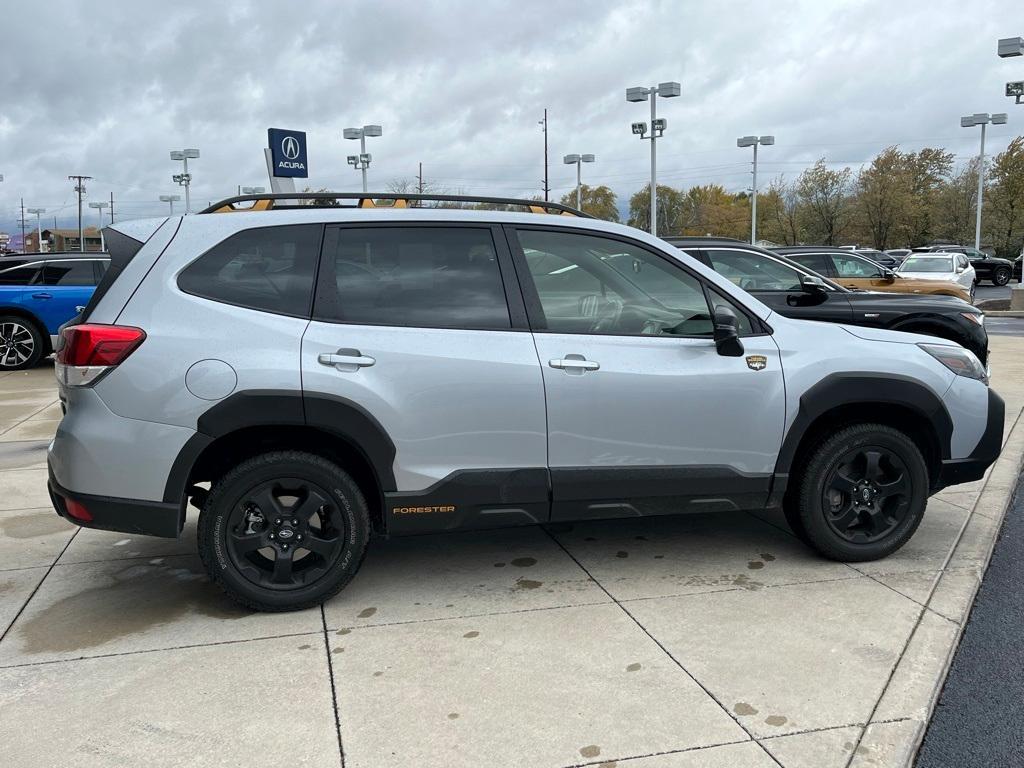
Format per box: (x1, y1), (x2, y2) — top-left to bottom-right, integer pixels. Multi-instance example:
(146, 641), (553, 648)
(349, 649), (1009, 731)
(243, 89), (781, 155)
(32, 292), (52, 300)
(318, 349), (376, 372)
(549, 355), (600, 372)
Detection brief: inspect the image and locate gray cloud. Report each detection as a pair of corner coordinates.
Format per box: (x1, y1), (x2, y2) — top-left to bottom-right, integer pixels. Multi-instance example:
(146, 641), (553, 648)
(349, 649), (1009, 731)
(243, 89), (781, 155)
(1, 0), (1020, 236)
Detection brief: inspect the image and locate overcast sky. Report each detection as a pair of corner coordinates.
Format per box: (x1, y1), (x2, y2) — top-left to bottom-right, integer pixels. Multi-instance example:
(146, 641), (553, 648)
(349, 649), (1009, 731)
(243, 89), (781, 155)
(1, 0), (1021, 237)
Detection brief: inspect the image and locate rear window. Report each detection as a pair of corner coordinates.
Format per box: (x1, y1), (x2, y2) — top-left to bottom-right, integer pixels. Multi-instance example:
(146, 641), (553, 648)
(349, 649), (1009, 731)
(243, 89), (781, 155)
(315, 226), (511, 330)
(178, 225), (321, 318)
(0, 262), (41, 286)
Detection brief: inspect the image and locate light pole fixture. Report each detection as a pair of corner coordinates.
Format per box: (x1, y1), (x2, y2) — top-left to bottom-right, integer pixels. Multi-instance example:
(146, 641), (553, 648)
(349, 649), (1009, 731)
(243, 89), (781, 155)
(344, 125), (383, 193)
(159, 194), (182, 215)
(26, 207), (45, 253)
(736, 135), (775, 244)
(88, 201), (108, 250)
(960, 112), (1008, 250)
(563, 153), (595, 211)
(241, 186), (265, 195)
(170, 148), (200, 214)
(626, 81), (680, 237)
(999, 36), (1024, 104)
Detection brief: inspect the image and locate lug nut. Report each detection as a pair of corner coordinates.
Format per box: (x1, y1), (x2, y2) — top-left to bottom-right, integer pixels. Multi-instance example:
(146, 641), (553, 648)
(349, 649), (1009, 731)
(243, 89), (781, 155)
(282, 544), (289, 551)
(269, 533), (276, 540)
(296, 534), (303, 541)
(291, 519), (298, 526)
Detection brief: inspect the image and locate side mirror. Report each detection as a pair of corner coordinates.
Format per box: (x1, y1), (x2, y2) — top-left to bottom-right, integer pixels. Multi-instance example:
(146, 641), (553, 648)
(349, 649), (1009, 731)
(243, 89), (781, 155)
(955, 265), (966, 274)
(881, 269), (896, 281)
(800, 274), (828, 293)
(713, 306), (744, 357)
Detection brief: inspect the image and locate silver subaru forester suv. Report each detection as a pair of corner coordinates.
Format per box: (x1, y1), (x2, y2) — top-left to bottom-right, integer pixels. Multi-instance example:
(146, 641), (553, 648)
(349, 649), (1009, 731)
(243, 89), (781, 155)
(47, 194), (1003, 611)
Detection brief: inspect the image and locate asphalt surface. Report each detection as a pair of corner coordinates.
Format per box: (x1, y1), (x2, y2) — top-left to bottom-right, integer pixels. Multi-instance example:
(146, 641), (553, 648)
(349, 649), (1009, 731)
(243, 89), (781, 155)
(915, 473), (1024, 768)
(985, 317), (1024, 337)
(974, 283), (1015, 303)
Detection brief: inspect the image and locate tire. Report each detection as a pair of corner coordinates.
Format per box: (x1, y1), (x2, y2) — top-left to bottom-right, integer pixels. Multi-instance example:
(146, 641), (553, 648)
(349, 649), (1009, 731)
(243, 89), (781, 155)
(0, 316), (45, 370)
(198, 451), (371, 612)
(992, 267), (1011, 286)
(791, 424), (928, 562)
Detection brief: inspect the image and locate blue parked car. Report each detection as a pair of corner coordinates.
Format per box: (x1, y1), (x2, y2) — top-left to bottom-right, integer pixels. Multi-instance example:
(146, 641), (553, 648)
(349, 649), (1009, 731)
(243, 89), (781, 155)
(0, 252), (109, 370)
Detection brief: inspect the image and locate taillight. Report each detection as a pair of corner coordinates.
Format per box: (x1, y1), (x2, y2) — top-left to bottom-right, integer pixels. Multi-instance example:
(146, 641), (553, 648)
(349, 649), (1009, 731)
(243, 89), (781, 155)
(55, 324), (146, 387)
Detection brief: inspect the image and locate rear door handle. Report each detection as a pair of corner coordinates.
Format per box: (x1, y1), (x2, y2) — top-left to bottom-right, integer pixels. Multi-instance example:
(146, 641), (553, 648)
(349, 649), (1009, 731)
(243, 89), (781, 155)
(32, 292), (52, 300)
(549, 356), (600, 371)
(318, 349), (376, 371)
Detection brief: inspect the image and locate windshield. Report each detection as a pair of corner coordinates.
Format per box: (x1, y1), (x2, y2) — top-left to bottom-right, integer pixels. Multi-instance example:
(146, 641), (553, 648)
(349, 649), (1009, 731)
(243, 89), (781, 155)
(899, 256), (953, 273)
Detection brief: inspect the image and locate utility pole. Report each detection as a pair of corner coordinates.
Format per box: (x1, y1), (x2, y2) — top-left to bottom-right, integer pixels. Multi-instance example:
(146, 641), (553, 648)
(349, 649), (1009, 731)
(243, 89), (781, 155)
(109, 191), (115, 224)
(418, 162), (423, 194)
(539, 109), (550, 201)
(19, 198), (26, 247)
(68, 175), (92, 252)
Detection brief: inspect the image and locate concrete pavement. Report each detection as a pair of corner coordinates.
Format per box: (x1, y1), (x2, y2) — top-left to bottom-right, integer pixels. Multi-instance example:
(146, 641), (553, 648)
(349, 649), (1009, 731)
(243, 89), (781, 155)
(1, 337), (1022, 768)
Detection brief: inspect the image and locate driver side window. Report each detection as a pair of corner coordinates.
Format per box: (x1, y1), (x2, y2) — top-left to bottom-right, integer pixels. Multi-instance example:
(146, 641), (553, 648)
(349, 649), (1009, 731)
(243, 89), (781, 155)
(517, 229), (742, 337)
(830, 254), (883, 278)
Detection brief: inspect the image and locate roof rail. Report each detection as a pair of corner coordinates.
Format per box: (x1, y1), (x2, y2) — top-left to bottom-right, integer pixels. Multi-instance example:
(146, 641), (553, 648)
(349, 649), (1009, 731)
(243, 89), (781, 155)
(200, 192), (592, 217)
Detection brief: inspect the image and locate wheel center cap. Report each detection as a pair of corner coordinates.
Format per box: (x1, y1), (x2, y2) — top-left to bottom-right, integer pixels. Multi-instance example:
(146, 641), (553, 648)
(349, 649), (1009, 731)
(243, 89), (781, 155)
(277, 527), (294, 541)
(861, 488), (872, 501)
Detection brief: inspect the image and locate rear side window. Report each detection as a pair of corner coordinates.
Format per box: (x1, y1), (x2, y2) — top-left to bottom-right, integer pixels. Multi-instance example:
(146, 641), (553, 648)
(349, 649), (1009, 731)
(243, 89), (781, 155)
(178, 225), (321, 318)
(41, 260), (98, 286)
(316, 227), (511, 330)
(705, 249), (803, 291)
(0, 263), (41, 286)
(786, 253), (832, 276)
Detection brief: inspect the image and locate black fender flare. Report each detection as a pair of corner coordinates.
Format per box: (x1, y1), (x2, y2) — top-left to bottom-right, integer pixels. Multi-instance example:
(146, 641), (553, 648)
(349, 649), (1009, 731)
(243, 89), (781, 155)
(163, 390), (397, 503)
(774, 373), (953, 481)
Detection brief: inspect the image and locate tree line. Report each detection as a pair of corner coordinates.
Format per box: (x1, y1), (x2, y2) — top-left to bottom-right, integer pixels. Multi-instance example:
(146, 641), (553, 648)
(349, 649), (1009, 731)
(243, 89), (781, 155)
(564, 136), (1024, 257)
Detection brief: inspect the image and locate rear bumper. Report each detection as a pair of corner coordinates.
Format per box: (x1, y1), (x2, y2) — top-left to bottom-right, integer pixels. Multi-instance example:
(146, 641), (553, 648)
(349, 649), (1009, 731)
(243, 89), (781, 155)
(936, 388), (1004, 489)
(48, 470), (182, 538)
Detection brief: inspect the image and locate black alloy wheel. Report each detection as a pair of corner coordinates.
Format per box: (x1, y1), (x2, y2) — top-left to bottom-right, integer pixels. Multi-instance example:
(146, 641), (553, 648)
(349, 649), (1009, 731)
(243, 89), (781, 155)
(198, 451), (370, 611)
(993, 267), (1011, 286)
(822, 447), (911, 544)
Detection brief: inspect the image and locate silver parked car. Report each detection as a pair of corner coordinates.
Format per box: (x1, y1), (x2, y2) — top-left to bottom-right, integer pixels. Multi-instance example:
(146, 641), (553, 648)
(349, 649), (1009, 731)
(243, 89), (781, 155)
(46, 193), (1004, 611)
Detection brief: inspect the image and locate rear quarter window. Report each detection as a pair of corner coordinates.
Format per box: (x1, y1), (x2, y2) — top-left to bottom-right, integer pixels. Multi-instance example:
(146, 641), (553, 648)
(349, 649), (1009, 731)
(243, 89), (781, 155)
(178, 225), (322, 318)
(0, 263), (41, 286)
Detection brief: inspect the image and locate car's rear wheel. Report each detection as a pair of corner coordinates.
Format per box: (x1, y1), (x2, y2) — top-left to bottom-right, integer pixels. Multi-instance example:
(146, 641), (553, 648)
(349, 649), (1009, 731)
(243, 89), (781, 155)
(793, 424), (928, 561)
(0, 316), (44, 371)
(992, 267), (1011, 286)
(198, 451), (370, 611)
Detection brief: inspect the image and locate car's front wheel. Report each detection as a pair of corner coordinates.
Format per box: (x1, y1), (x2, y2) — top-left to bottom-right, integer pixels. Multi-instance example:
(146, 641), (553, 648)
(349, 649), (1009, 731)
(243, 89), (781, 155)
(792, 424), (928, 561)
(0, 316), (44, 370)
(198, 451), (370, 611)
(992, 267), (1011, 286)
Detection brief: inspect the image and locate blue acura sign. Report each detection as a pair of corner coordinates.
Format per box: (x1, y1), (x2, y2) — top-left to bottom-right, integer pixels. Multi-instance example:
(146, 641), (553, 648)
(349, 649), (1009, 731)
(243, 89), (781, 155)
(268, 128), (308, 178)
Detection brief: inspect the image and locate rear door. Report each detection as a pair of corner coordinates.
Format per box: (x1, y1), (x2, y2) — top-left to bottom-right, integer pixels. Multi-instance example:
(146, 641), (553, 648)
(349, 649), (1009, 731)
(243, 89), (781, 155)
(695, 246), (854, 323)
(509, 226), (785, 522)
(301, 223), (548, 534)
(35, 259), (100, 335)
(823, 252), (890, 291)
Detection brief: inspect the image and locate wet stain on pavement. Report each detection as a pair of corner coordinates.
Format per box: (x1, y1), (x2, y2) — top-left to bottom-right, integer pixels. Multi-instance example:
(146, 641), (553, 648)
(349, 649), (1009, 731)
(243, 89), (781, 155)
(337, 628), (352, 635)
(0, 579), (13, 595)
(447, 712), (460, 720)
(764, 715), (788, 727)
(493, 562), (506, 568)
(515, 578), (543, 590)
(761, 553), (776, 561)
(597, 763), (618, 768)
(510, 557), (537, 568)
(748, 560), (765, 570)
(733, 702), (759, 716)
(463, 631), (479, 639)
(373, 671), (384, 677)
(0, 513), (73, 539)
(615, 551), (628, 559)
(654, 555), (664, 559)
(579, 745), (601, 758)
(357, 607), (377, 619)
(333, 646), (344, 653)
(297, 644), (311, 650)
(626, 662), (642, 672)
(17, 561), (247, 654)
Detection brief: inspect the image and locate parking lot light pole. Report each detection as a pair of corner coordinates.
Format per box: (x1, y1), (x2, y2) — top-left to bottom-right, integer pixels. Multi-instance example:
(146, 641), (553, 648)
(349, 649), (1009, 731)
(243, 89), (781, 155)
(627, 82), (680, 237)
(736, 136), (775, 244)
(960, 113), (1009, 250)
(88, 201), (108, 251)
(998, 37), (1024, 105)
(170, 149), (200, 214)
(344, 125), (383, 193)
(159, 194), (181, 215)
(26, 208), (45, 253)
(563, 154), (595, 210)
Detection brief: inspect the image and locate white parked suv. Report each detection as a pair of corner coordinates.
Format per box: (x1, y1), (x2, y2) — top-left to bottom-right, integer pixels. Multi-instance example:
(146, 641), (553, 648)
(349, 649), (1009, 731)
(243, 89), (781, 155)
(47, 194), (1004, 611)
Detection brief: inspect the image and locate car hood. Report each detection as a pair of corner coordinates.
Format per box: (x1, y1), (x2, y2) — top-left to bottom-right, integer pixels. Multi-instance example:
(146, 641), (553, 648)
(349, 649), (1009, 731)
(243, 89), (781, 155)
(844, 290), (974, 310)
(839, 324), (962, 347)
(896, 271), (960, 281)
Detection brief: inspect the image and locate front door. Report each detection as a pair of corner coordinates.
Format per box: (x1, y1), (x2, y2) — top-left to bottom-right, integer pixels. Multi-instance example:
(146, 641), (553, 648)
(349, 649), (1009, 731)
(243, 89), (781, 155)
(301, 224), (548, 534)
(509, 227), (786, 521)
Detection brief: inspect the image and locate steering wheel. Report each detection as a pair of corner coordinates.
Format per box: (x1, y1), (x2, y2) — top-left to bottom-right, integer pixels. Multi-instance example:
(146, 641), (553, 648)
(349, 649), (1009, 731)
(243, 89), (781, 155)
(589, 298), (624, 333)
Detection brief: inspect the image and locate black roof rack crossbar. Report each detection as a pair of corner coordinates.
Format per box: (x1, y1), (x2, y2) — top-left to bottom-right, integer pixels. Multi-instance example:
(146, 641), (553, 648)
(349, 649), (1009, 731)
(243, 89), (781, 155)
(200, 192), (593, 217)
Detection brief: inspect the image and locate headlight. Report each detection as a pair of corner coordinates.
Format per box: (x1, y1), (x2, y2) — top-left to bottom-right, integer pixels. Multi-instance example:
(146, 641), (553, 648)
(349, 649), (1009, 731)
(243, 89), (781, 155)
(919, 343), (987, 383)
(959, 312), (984, 327)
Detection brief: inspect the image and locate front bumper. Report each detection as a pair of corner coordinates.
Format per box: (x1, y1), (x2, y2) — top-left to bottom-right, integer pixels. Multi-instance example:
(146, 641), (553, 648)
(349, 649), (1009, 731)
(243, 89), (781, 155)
(936, 388), (1004, 489)
(48, 469), (183, 538)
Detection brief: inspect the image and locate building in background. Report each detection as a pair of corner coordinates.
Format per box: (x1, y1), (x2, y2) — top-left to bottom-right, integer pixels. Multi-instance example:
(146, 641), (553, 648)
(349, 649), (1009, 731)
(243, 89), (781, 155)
(24, 227), (103, 253)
